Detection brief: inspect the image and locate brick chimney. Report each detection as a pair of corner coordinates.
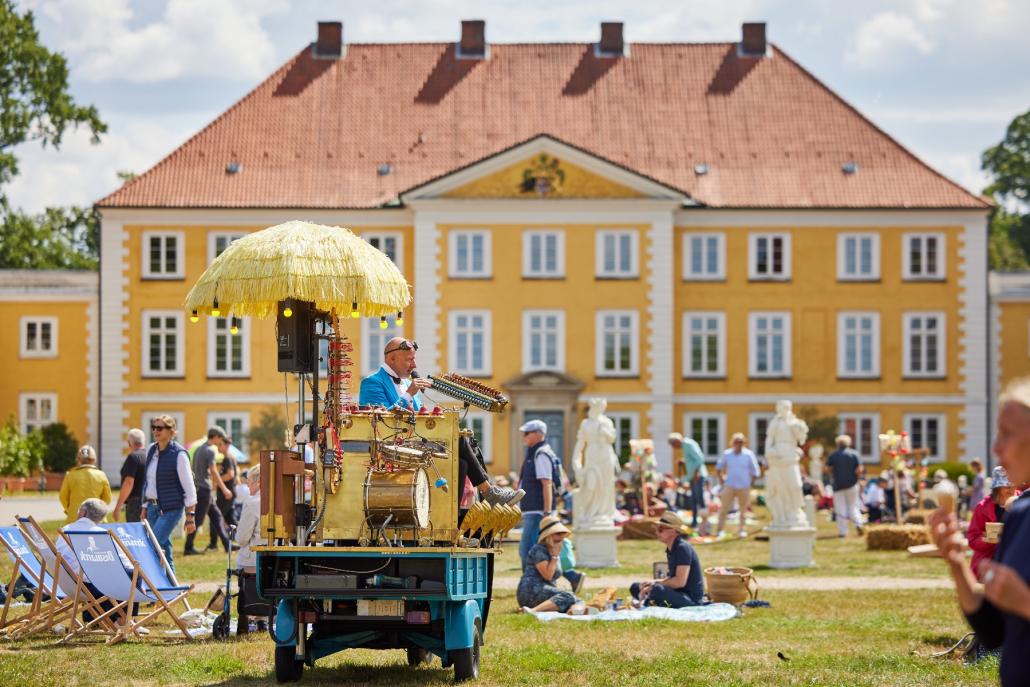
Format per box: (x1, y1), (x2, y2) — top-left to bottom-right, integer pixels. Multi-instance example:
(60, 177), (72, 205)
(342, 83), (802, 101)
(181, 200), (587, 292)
(740, 22), (767, 57)
(598, 22), (625, 56)
(458, 20), (486, 58)
(314, 21), (343, 59)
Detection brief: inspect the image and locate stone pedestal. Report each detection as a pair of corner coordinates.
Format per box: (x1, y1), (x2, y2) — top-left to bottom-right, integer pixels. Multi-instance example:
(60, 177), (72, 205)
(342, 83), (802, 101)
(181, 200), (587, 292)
(767, 525), (816, 569)
(573, 526), (621, 568)
(804, 494), (816, 531)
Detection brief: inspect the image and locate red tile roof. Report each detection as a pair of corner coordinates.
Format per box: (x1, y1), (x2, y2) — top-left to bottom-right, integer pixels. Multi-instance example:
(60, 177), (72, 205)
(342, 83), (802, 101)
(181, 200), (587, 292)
(98, 42), (988, 210)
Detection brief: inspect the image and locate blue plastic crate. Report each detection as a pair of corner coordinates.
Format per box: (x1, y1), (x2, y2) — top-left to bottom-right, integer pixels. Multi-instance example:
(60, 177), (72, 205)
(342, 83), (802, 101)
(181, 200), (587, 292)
(446, 554), (488, 599)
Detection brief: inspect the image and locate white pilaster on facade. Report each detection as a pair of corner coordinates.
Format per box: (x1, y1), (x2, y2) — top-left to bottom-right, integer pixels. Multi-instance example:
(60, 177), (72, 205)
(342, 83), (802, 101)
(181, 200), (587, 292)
(85, 297), (99, 448)
(958, 214), (991, 461)
(646, 211), (675, 471)
(98, 215), (131, 481)
(413, 212), (443, 371)
(988, 297), (1002, 461)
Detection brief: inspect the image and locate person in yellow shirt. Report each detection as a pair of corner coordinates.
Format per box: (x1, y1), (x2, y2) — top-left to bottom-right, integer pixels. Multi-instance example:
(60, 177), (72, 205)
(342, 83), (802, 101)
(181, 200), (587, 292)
(58, 445), (112, 523)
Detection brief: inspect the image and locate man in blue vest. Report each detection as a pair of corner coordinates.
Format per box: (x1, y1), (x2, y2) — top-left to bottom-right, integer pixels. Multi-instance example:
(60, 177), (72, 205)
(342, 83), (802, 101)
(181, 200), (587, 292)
(517, 419), (562, 564)
(358, 338), (522, 507)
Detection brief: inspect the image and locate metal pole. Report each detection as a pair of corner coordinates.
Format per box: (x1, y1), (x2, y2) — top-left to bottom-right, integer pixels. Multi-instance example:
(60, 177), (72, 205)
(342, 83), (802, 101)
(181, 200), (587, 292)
(295, 373), (307, 546)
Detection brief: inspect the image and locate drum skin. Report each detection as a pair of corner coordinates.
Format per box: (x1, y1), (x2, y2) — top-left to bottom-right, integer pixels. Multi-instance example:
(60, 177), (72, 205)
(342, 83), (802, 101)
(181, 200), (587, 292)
(364, 468), (430, 528)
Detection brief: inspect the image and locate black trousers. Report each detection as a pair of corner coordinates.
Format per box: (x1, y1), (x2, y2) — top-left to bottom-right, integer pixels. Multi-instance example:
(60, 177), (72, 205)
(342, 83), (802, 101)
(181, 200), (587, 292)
(236, 571), (271, 635)
(184, 486), (229, 551)
(458, 435), (490, 490)
(124, 497), (142, 523)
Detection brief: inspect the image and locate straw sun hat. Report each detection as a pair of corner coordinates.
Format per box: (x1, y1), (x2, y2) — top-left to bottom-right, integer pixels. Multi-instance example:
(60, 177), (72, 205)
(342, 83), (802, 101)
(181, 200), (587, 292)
(656, 511), (691, 535)
(537, 515), (571, 544)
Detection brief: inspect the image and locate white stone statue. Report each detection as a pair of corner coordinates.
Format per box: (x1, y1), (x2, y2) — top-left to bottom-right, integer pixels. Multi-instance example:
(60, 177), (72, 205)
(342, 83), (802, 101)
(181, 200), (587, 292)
(807, 443), (824, 482)
(571, 398), (619, 528)
(764, 400), (810, 528)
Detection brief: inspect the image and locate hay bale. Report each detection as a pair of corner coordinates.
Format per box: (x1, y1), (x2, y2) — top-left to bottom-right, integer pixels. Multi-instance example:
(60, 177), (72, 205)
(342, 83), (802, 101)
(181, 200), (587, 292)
(866, 525), (930, 551)
(904, 509), (934, 525)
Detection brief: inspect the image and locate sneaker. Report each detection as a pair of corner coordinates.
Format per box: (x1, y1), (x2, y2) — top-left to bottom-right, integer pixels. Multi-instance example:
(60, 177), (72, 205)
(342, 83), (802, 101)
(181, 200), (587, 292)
(183, 548), (202, 556)
(205, 545), (219, 552)
(483, 485), (516, 506)
(504, 489), (526, 507)
(134, 626), (150, 636)
(571, 570), (587, 595)
(738, 531), (748, 539)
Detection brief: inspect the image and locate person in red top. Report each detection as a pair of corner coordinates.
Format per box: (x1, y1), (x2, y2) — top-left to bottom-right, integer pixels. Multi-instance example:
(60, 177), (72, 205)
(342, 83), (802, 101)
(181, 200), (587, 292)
(967, 466), (1018, 581)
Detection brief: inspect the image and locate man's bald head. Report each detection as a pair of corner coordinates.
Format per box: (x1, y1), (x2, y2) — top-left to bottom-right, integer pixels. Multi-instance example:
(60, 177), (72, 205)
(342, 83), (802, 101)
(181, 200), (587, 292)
(383, 337), (418, 377)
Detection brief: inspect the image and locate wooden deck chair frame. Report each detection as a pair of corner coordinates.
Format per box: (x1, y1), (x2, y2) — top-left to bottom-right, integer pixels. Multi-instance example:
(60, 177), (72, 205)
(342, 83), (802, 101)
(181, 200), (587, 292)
(0, 526), (49, 634)
(13, 516), (118, 640)
(0, 524), (72, 637)
(62, 529), (194, 644)
(101, 520), (191, 614)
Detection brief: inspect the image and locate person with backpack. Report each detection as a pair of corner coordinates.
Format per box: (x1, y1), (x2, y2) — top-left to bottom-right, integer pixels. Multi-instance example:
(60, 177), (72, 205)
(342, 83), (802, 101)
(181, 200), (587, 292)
(517, 419), (562, 565)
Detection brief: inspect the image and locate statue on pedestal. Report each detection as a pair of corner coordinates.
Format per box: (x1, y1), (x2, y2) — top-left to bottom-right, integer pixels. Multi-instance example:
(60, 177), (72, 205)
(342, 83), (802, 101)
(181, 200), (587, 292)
(807, 443), (824, 483)
(764, 400), (809, 528)
(571, 398), (619, 528)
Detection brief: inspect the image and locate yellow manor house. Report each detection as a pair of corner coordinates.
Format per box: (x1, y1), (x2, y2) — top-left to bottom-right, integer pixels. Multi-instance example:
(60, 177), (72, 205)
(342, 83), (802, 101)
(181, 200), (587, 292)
(7, 20), (1007, 479)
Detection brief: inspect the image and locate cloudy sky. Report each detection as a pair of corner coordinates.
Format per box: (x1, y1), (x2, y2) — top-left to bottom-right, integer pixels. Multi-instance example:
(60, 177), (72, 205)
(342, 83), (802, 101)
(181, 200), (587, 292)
(7, 0), (1029, 213)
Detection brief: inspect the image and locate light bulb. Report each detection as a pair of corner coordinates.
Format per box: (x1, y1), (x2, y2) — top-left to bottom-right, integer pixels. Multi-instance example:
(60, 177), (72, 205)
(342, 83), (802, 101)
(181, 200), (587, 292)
(396, 311), (404, 326)
(379, 317), (388, 329)
(190, 310), (199, 323)
(230, 317), (239, 335)
(350, 302), (359, 318)
(211, 299), (220, 317)
(283, 306), (293, 318)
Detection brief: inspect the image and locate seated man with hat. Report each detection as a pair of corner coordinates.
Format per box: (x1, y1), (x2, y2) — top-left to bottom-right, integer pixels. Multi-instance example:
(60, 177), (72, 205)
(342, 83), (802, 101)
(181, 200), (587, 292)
(630, 511), (705, 608)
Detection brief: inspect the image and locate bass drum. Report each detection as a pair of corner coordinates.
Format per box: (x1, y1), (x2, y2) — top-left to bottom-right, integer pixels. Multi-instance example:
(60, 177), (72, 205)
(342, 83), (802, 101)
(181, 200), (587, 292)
(363, 468), (430, 529)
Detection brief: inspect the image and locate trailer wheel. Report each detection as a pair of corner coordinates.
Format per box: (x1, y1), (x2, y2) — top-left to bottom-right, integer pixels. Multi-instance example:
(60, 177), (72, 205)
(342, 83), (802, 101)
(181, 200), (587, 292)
(452, 621), (481, 682)
(407, 646), (431, 666)
(275, 645), (304, 683)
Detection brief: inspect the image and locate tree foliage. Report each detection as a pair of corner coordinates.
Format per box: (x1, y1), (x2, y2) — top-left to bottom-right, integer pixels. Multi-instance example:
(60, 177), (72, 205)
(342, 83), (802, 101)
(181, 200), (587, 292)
(0, 417), (43, 477)
(36, 421), (79, 472)
(797, 406), (839, 453)
(983, 108), (1030, 269)
(0, 201), (99, 268)
(248, 410), (289, 454)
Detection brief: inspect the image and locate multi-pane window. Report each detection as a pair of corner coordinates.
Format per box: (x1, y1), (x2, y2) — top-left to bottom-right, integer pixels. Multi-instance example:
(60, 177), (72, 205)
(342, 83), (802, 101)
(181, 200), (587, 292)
(142, 231), (184, 279)
(20, 317), (57, 358)
(20, 393), (57, 434)
(607, 412), (638, 465)
(903, 233), (945, 280)
(364, 232), (402, 267)
(683, 312), (725, 377)
(683, 233), (725, 280)
(208, 317), (249, 377)
(448, 231), (491, 278)
(595, 230), (638, 278)
(749, 312), (791, 377)
(903, 312), (946, 377)
(839, 414), (880, 463)
(207, 412), (250, 458)
(837, 312), (880, 377)
(449, 310), (491, 376)
(360, 318), (403, 376)
(460, 412), (492, 463)
(684, 413), (724, 459)
(523, 230), (564, 278)
(749, 414), (774, 459)
(208, 232), (245, 264)
(522, 310), (565, 372)
(596, 310), (639, 376)
(749, 233), (791, 279)
(142, 310), (184, 377)
(837, 233), (880, 280)
(905, 414), (945, 461)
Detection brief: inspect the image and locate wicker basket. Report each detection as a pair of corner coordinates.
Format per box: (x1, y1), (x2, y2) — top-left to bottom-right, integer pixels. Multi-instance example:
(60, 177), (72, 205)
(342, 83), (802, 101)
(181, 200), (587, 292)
(704, 567), (758, 605)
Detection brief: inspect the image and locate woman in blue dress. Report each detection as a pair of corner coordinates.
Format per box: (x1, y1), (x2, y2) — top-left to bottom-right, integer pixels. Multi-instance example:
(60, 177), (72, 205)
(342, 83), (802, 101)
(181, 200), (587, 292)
(516, 517), (580, 613)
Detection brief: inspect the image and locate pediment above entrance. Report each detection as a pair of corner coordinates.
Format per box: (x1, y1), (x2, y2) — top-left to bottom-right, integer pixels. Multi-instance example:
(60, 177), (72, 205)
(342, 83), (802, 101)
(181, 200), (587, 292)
(502, 370), (586, 393)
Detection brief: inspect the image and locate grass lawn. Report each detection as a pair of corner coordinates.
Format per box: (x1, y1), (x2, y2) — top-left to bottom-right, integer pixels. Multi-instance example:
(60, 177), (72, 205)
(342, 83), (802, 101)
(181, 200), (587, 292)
(0, 513), (992, 686)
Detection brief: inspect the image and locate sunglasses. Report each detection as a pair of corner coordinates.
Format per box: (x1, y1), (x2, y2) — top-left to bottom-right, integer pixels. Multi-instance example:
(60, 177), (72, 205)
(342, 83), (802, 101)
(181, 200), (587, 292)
(151, 425), (170, 431)
(384, 340), (418, 355)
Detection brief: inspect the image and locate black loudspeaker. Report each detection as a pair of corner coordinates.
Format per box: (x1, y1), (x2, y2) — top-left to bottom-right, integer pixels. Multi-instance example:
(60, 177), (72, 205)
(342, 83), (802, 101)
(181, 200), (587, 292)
(277, 299), (316, 373)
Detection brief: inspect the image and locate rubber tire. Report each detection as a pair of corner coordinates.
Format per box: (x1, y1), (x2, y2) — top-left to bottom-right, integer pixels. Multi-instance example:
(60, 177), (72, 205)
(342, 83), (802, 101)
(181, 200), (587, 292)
(275, 645), (304, 683)
(212, 612), (230, 640)
(406, 646), (431, 666)
(452, 622), (481, 682)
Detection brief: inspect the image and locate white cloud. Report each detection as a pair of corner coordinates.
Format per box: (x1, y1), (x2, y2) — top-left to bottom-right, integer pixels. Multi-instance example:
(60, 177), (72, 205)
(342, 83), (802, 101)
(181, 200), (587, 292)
(846, 11), (934, 68)
(25, 0), (287, 83)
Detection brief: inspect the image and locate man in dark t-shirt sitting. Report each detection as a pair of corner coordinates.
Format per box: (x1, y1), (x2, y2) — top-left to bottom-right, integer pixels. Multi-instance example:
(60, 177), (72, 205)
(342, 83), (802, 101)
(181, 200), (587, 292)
(113, 428), (148, 522)
(630, 511), (705, 607)
(826, 435), (865, 537)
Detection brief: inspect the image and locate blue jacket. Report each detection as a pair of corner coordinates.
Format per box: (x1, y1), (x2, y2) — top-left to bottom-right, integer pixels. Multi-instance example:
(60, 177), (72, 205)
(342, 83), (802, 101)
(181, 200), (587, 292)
(359, 367), (422, 410)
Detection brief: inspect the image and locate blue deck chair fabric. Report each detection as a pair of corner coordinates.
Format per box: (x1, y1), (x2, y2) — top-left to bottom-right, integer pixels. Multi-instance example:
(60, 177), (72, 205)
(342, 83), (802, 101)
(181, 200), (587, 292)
(102, 522), (178, 589)
(0, 527), (62, 600)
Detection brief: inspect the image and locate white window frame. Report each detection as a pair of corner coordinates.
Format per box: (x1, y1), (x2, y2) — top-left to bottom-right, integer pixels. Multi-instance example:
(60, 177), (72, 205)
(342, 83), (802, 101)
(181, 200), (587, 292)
(141, 230), (185, 279)
(19, 393), (57, 434)
(20, 316), (58, 358)
(363, 231), (404, 269)
(207, 231), (246, 265)
(206, 316), (251, 378)
(682, 311), (726, 378)
(360, 317), (404, 376)
(838, 413), (881, 463)
(141, 411), (185, 445)
(904, 413), (947, 462)
(837, 233), (880, 281)
(595, 310), (640, 377)
(448, 230), (491, 278)
(748, 311), (792, 378)
(595, 229), (639, 279)
(902, 232), (946, 281)
(748, 413), (775, 459)
(448, 310), (492, 376)
(142, 309), (185, 378)
(207, 411), (250, 458)
(837, 311), (881, 378)
(522, 310), (565, 372)
(682, 232), (726, 281)
(522, 230), (565, 278)
(460, 411), (493, 464)
(683, 412), (725, 459)
(748, 232), (791, 280)
(903, 312), (946, 378)
(607, 411), (639, 464)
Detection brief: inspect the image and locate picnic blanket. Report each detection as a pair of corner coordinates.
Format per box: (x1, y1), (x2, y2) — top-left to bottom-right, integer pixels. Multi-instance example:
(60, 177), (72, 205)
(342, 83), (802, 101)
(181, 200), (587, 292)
(526, 603), (739, 623)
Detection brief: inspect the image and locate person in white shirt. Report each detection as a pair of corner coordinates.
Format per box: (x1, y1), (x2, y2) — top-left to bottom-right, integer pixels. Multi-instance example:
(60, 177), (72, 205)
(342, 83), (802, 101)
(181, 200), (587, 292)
(864, 476), (887, 523)
(233, 464), (268, 635)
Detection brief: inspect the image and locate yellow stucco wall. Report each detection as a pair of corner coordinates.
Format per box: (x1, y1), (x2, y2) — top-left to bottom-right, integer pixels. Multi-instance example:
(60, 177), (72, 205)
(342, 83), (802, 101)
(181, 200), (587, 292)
(443, 156), (645, 199)
(0, 299), (93, 444)
(998, 301), (1030, 387)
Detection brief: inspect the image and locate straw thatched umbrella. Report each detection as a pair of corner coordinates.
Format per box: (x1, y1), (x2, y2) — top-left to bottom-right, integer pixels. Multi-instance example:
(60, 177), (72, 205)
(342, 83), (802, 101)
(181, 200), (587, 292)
(183, 220), (410, 320)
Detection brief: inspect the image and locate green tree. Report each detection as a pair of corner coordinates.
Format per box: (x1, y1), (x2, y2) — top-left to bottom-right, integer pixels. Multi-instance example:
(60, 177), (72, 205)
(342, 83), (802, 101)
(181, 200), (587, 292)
(36, 421), (79, 472)
(248, 410), (289, 454)
(797, 406), (839, 453)
(982, 108), (1030, 268)
(0, 417), (43, 477)
(0, 0), (106, 269)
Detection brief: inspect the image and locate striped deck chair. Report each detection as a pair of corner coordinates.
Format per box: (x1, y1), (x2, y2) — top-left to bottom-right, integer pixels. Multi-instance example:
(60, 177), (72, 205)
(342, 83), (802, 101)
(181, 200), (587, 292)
(101, 521), (191, 613)
(63, 529), (194, 644)
(0, 526), (64, 635)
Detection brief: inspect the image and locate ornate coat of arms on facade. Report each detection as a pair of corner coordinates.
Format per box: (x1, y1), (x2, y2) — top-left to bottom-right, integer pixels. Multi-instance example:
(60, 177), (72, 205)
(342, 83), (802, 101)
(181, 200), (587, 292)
(520, 153), (566, 196)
